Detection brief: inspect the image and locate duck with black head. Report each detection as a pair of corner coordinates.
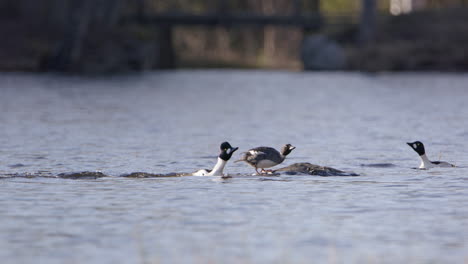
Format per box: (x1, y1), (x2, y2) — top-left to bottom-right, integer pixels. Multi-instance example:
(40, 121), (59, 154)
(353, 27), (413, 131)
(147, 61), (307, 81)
(407, 141), (455, 169)
(193, 142), (239, 176)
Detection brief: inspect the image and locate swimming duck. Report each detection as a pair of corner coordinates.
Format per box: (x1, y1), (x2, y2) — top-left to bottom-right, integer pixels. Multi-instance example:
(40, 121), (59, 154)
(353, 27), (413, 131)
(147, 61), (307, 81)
(193, 142), (239, 176)
(407, 141), (455, 169)
(236, 144), (296, 174)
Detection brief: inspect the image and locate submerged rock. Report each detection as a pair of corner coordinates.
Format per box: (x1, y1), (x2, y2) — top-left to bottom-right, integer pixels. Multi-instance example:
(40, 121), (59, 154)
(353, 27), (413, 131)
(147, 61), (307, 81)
(1, 171), (55, 178)
(57, 171), (108, 179)
(360, 163), (396, 168)
(122, 172), (189, 178)
(275, 163), (359, 176)
(8, 163), (27, 168)
(0, 173), (36, 179)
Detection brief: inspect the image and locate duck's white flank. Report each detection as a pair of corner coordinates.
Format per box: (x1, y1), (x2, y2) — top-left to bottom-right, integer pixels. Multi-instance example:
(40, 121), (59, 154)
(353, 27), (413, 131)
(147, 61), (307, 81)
(193, 157), (227, 176)
(419, 154), (433, 169)
(256, 159), (279, 169)
(419, 154), (454, 169)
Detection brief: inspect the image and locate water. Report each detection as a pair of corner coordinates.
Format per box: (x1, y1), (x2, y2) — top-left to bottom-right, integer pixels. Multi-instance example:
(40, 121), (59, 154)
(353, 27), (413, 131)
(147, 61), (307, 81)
(1, 71), (467, 263)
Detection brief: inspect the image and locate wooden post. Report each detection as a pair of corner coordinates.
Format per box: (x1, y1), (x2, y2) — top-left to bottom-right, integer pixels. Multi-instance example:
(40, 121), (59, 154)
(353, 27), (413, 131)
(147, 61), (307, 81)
(358, 0), (376, 45)
(157, 25), (176, 69)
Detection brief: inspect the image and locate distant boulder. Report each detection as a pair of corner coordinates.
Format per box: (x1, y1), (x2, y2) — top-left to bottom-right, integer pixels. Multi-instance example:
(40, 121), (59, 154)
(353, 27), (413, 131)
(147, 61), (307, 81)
(301, 35), (346, 71)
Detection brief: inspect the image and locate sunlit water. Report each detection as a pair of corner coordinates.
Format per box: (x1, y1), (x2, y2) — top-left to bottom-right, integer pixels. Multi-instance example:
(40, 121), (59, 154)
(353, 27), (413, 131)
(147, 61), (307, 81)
(1, 71), (467, 263)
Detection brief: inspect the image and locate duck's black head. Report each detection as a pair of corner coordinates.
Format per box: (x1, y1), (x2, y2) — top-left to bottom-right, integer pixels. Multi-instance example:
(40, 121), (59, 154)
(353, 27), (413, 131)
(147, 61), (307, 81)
(281, 144), (296, 156)
(219, 142), (239, 161)
(220, 142), (233, 151)
(407, 141), (425, 156)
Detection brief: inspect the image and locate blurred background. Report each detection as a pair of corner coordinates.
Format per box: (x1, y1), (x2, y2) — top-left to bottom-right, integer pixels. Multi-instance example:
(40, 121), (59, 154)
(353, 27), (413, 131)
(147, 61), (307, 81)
(0, 0), (467, 73)
(2, 2), (468, 263)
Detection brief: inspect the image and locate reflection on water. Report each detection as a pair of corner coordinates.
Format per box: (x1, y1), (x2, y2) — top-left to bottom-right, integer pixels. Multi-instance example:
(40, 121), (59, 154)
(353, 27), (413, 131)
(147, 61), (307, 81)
(1, 71), (468, 263)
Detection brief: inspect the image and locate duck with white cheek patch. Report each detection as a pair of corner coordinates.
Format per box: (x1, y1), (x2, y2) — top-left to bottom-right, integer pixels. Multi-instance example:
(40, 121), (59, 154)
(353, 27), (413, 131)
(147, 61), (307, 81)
(193, 142), (239, 176)
(407, 141), (455, 169)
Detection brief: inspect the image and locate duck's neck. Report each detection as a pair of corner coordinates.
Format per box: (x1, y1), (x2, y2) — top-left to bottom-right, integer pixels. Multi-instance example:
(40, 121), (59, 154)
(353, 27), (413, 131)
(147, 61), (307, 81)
(207, 157), (227, 176)
(279, 154), (286, 162)
(419, 154), (432, 169)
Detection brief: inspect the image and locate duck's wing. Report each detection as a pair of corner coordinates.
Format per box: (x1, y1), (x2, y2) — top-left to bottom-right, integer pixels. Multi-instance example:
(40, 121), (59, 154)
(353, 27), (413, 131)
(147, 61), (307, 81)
(254, 147), (283, 163)
(431, 161), (455, 167)
(251, 146), (277, 153)
(245, 149), (267, 164)
(247, 147), (282, 164)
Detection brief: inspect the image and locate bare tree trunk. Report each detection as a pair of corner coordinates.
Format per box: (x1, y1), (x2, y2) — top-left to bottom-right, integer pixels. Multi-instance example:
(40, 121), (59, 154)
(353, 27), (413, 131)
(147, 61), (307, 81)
(359, 0), (377, 45)
(20, 0), (46, 27)
(46, 0), (70, 31)
(44, 0), (92, 71)
(261, 0), (276, 64)
(157, 25), (176, 69)
(94, 0), (123, 27)
(137, 0), (146, 19)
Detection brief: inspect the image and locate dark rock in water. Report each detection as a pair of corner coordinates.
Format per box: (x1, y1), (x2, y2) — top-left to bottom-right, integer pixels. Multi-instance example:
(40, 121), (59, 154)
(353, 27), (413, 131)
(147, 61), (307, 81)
(2, 171), (56, 178)
(275, 163), (359, 176)
(122, 172), (186, 178)
(57, 171), (108, 179)
(1, 173), (36, 179)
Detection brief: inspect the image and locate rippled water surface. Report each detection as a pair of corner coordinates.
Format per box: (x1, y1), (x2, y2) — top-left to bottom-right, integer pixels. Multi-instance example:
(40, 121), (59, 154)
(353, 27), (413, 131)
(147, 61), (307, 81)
(1, 71), (468, 263)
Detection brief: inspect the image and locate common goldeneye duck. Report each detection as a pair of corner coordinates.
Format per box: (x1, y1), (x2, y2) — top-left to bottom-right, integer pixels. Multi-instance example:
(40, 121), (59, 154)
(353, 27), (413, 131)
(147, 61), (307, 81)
(236, 144), (296, 174)
(407, 141), (455, 169)
(193, 142), (239, 176)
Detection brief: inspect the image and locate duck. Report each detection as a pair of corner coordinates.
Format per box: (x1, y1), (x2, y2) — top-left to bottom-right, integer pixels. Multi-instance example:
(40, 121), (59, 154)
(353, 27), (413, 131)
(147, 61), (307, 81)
(192, 142), (239, 176)
(236, 144), (296, 174)
(407, 141), (455, 169)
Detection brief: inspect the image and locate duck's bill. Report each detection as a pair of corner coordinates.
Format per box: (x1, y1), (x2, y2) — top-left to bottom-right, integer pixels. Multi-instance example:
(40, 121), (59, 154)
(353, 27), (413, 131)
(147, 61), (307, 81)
(229, 147), (239, 154)
(290, 146), (296, 150)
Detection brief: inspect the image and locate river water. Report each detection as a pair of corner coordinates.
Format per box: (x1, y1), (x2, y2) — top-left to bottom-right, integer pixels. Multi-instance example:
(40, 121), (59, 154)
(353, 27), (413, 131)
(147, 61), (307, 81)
(1, 71), (467, 263)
